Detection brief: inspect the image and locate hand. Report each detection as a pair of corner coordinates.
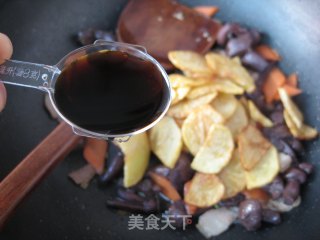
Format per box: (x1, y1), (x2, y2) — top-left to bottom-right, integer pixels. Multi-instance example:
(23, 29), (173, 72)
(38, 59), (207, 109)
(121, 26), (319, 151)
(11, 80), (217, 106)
(0, 33), (13, 112)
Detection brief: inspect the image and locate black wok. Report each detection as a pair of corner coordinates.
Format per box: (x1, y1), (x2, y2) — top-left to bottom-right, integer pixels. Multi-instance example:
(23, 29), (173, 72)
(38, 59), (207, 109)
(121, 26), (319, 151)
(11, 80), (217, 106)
(0, 0), (319, 239)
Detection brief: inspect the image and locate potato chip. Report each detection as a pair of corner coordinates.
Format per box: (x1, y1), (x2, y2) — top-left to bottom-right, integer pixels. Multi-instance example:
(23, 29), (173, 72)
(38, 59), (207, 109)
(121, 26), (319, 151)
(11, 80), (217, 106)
(245, 145), (280, 189)
(167, 93), (217, 119)
(118, 133), (150, 188)
(171, 88), (177, 105)
(238, 124), (272, 170)
(211, 93), (238, 120)
(219, 150), (246, 199)
(187, 79), (244, 100)
(297, 124), (318, 140)
(182, 105), (224, 156)
(283, 110), (299, 137)
(205, 52), (255, 92)
(248, 100), (273, 127)
(278, 88), (303, 129)
(284, 110), (318, 140)
(185, 173), (225, 207)
(191, 124), (234, 173)
(187, 84), (218, 99)
(225, 101), (249, 138)
(149, 116), (183, 168)
(169, 74), (211, 88)
(168, 51), (213, 77)
(171, 86), (190, 105)
(211, 78), (245, 95)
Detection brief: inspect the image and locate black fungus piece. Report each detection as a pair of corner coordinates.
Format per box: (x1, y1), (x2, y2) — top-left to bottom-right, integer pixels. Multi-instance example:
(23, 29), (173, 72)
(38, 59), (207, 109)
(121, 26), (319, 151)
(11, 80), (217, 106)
(130, 178), (156, 199)
(277, 140), (299, 166)
(263, 176), (284, 200)
(262, 209), (281, 225)
(282, 180), (300, 205)
(99, 149), (124, 185)
(167, 152), (195, 195)
(249, 29), (261, 45)
(285, 136), (304, 153)
(238, 199), (262, 231)
(106, 197), (158, 213)
(270, 110), (284, 125)
(117, 187), (145, 202)
(241, 51), (269, 72)
(76, 28), (96, 45)
(218, 193), (245, 207)
(298, 162), (314, 175)
(94, 30), (116, 42)
(226, 33), (253, 57)
(216, 23), (247, 46)
(284, 168), (307, 184)
(76, 28), (116, 46)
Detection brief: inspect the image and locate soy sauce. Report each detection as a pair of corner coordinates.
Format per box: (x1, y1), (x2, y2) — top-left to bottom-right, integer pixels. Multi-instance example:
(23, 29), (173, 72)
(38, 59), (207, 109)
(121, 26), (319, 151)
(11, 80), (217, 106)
(54, 50), (167, 134)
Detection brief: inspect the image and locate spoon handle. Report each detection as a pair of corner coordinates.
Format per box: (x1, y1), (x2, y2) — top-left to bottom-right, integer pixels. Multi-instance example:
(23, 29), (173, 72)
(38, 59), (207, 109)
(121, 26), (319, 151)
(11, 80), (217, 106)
(0, 59), (59, 91)
(0, 122), (82, 229)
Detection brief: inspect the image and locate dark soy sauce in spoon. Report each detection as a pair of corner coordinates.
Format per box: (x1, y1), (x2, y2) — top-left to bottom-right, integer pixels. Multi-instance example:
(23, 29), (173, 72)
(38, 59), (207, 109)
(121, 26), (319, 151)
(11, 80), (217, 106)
(54, 50), (166, 135)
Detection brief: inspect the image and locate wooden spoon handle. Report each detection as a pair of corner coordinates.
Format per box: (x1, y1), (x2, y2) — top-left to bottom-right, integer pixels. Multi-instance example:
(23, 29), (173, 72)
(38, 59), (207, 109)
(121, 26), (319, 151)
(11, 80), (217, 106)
(0, 122), (82, 229)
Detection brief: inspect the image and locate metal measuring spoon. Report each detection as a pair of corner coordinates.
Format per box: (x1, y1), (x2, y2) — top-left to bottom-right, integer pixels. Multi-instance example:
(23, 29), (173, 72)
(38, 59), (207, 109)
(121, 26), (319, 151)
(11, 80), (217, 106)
(0, 40), (171, 141)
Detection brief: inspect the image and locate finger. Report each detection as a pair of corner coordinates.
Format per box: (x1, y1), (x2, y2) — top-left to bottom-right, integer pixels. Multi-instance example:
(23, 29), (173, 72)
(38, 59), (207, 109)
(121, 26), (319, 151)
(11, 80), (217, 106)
(0, 33), (12, 111)
(0, 33), (13, 64)
(0, 82), (7, 112)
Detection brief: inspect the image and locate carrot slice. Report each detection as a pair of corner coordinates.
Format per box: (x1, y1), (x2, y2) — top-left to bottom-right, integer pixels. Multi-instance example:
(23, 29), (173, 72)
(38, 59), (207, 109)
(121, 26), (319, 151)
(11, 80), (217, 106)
(149, 172), (181, 201)
(273, 84), (302, 100)
(184, 181), (198, 215)
(83, 138), (108, 174)
(194, 6), (219, 18)
(287, 73), (298, 87)
(262, 67), (286, 103)
(243, 188), (270, 205)
(255, 44), (281, 61)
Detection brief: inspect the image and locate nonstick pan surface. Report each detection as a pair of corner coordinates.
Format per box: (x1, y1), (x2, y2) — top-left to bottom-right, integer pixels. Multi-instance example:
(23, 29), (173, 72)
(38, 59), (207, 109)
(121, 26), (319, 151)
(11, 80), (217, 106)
(0, 0), (319, 239)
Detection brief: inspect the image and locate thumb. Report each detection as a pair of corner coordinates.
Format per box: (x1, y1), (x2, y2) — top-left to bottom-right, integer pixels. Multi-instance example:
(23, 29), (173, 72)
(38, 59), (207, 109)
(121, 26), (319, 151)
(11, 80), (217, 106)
(0, 33), (13, 63)
(0, 33), (13, 111)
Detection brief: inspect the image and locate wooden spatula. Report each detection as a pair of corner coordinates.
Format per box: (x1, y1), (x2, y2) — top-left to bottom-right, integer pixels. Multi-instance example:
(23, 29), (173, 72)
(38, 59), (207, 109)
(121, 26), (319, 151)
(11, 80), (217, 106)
(0, 122), (82, 229)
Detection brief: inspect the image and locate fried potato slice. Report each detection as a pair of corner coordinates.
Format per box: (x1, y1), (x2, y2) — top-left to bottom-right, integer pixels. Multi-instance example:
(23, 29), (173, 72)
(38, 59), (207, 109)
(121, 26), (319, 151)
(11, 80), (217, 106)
(149, 116), (183, 168)
(278, 88), (303, 129)
(187, 78), (244, 100)
(169, 74), (211, 88)
(225, 101), (249, 138)
(297, 124), (318, 140)
(185, 173), (225, 207)
(182, 105), (224, 156)
(219, 149), (246, 199)
(248, 100), (273, 127)
(245, 145), (280, 189)
(167, 93), (217, 119)
(283, 110), (299, 137)
(118, 133), (150, 188)
(187, 84), (218, 99)
(171, 88), (177, 105)
(211, 78), (245, 95)
(238, 124), (272, 170)
(171, 86), (190, 105)
(211, 93), (238, 120)
(191, 124), (234, 173)
(284, 110), (318, 140)
(168, 51), (213, 77)
(205, 52), (255, 92)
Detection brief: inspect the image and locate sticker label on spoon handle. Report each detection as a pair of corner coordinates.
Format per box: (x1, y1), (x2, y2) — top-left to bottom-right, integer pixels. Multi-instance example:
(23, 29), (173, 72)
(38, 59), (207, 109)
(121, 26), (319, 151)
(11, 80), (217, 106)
(0, 59), (59, 90)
